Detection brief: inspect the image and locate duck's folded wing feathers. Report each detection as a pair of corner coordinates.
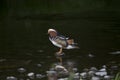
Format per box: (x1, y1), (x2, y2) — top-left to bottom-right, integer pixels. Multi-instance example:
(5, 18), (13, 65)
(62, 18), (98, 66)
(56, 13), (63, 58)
(55, 36), (68, 47)
(58, 35), (69, 40)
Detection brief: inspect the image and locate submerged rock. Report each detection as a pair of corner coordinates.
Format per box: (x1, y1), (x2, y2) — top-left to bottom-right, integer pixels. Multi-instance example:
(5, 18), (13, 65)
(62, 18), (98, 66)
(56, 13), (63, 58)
(95, 65), (107, 77)
(90, 67), (98, 72)
(0, 58), (6, 62)
(46, 71), (57, 80)
(36, 64), (42, 67)
(74, 73), (80, 80)
(104, 75), (111, 80)
(6, 76), (17, 80)
(37, 50), (44, 53)
(46, 62), (118, 80)
(17, 68), (26, 73)
(88, 71), (96, 76)
(27, 72), (35, 79)
(109, 51), (120, 55)
(46, 71), (57, 76)
(58, 78), (68, 80)
(88, 53), (95, 58)
(80, 72), (87, 78)
(72, 68), (78, 73)
(55, 65), (68, 72)
(36, 74), (45, 79)
(91, 76), (100, 80)
(95, 71), (107, 76)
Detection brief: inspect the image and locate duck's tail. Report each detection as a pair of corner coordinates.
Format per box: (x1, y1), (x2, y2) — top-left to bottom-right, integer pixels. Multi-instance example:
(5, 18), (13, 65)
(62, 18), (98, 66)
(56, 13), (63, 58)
(66, 44), (79, 49)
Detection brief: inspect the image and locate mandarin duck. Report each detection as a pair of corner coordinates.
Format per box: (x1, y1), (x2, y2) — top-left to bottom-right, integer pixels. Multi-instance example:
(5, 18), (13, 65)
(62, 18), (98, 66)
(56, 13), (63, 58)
(48, 29), (79, 54)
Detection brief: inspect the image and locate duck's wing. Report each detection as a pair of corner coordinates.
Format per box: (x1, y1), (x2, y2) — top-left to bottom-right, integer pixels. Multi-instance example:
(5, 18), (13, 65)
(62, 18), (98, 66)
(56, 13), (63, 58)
(54, 36), (68, 47)
(58, 35), (69, 40)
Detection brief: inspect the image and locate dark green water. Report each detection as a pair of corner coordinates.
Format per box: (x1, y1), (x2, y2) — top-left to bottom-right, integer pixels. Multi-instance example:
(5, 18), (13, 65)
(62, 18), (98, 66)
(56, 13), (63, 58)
(0, 11), (120, 79)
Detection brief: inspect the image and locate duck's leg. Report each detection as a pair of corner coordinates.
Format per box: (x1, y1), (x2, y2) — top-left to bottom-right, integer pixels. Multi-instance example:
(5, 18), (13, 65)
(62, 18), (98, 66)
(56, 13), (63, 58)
(59, 57), (63, 65)
(56, 48), (63, 65)
(58, 48), (62, 54)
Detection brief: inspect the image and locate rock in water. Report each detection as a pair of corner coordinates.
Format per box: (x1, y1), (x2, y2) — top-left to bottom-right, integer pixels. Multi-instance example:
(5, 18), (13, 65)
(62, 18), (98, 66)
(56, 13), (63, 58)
(91, 76), (100, 80)
(6, 76), (17, 80)
(55, 65), (68, 72)
(27, 72), (35, 79)
(17, 67), (26, 73)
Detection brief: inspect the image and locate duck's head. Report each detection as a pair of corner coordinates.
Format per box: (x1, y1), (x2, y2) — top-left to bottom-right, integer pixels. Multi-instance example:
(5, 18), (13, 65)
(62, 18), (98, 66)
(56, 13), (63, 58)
(48, 29), (57, 37)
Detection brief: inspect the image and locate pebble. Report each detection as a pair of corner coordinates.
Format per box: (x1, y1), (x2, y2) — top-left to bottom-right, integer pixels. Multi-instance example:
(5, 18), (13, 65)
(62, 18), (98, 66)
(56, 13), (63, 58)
(58, 78), (68, 80)
(91, 76), (100, 80)
(0, 59), (6, 62)
(46, 71), (57, 76)
(27, 72), (35, 79)
(100, 65), (106, 70)
(88, 71), (95, 76)
(6, 76), (17, 80)
(88, 53), (95, 58)
(37, 50), (44, 53)
(55, 65), (68, 72)
(17, 68), (26, 73)
(36, 74), (45, 79)
(72, 68), (78, 72)
(90, 67), (98, 71)
(104, 75), (111, 79)
(109, 51), (120, 54)
(80, 72), (87, 78)
(95, 71), (107, 76)
(36, 64), (42, 67)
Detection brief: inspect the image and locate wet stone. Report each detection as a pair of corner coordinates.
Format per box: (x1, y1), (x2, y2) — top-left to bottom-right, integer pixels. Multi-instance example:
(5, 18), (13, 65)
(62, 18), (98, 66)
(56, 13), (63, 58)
(88, 53), (95, 58)
(17, 68), (26, 73)
(80, 72), (87, 78)
(55, 65), (68, 72)
(74, 75), (80, 80)
(36, 64), (42, 67)
(46, 71), (57, 80)
(91, 76), (100, 80)
(19, 79), (24, 80)
(72, 68), (78, 73)
(6, 76), (17, 80)
(0, 58), (6, 62)
(46, 56), (52, 59)
(88, 71), (96, 76)
(111, 65), (118, 70)
(83, 68), (89, 72)
(37, 50), (44, 53)
(90, 67), (98, 71)
(36, 74), (45, 79)
(50, 68), (55, 71)
(27, 72), (35, 79)
(104, 75), (111, 80)
(46, 71), (57, 76)
(109, 51), (120, 55)
(66, 61), (75, 68)
(58, 78), (68, 80)
(95, 71), (107, 77)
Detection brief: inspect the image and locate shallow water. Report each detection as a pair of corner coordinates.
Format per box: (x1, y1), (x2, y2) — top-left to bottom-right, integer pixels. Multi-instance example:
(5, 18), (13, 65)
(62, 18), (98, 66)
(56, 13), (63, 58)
(1, 11), (120, 79)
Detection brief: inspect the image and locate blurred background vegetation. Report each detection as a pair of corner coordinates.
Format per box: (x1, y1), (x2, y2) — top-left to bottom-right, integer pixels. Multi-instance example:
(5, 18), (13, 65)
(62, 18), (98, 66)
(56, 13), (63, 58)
(0, 0), (120, 18)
